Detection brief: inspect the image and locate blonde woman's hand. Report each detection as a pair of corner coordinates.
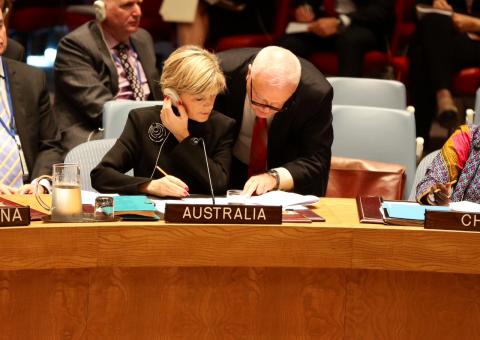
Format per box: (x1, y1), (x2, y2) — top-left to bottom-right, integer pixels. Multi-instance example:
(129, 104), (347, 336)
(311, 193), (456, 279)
(160, 97), (190, 142)
(139, 176), (189, 197)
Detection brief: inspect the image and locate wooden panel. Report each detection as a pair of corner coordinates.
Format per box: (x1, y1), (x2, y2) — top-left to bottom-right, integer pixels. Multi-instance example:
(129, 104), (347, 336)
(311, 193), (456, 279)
(0, 227), (98, 271)
(0, 269), (89, 340)
(345, 270), (480, 340)
(86, 267), (346, 340)
(352, 228), (480, 274)
(96, 226), (352, 269)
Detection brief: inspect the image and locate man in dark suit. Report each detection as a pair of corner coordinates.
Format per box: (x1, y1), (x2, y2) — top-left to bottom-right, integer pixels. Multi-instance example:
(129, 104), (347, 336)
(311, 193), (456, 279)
(277, 0), (395, 77)
(214, 46), (333, 196)
(54, 0), (161, 152)
(0, 10), (64, 194)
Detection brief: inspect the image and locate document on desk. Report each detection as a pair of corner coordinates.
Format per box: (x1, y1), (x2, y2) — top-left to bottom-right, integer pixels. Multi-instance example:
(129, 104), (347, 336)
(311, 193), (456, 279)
(381, 201), (450, 221)
(159, 0), (198, 23)
(285, 22), (309, 34)
(152, 191), (319, 213)
(449, 201), (480, 213)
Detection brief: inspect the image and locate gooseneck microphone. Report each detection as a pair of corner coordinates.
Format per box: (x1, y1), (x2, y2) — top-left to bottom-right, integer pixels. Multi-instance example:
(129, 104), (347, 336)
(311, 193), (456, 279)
(191, 137), (215, 204)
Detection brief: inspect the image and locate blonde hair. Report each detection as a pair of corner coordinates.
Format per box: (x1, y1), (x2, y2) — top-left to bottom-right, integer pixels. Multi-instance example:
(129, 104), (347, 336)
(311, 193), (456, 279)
(160, 45), (226, 96)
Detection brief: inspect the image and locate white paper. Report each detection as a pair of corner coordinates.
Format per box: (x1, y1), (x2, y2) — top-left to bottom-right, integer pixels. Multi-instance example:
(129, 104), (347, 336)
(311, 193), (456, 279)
(416, 4), (452, 20)
(449, 201), (480, 213)
(152, 191), (319, 213)
(159, 0), (198, 23)
(285, 22), (309, 34)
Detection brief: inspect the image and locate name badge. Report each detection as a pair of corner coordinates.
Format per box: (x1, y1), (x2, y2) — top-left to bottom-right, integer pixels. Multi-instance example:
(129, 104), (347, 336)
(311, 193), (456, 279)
(0, 205), (31, 227)
(164, 204), (282, 224)
(425, 210), (480, 231)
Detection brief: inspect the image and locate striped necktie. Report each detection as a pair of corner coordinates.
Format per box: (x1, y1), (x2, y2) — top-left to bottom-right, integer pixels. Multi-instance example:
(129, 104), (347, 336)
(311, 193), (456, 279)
(115, 43), (144, 101)
(0, 93), (22, 188)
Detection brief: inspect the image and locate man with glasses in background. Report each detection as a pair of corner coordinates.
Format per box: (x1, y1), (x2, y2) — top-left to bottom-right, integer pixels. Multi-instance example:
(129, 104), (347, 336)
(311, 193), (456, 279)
(215, 46), (333, 196)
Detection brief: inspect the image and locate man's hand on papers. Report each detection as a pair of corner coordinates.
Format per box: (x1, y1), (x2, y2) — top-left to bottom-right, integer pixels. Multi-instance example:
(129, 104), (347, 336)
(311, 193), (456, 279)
(0, 184), (18, 194)
(139, 176), (189, 198)
(18, 183), (44, 195)
(242, 172), (277, 197)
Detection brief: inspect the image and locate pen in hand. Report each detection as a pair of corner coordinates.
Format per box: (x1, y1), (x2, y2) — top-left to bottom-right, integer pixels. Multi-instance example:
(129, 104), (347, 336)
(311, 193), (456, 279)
(156, 166), (168, 177)
(433, 179), (457, 193)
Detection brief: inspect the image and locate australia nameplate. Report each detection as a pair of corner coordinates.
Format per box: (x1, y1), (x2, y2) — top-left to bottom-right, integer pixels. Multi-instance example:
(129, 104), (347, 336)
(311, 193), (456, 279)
(0, 205), (31, 227)
(164, 204), (282, 224)
(425, 210), (480, 232)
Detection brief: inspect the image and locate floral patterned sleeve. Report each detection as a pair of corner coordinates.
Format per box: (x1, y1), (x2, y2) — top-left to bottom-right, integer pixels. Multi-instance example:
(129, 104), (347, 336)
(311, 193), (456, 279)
(416, 125), (474, 203)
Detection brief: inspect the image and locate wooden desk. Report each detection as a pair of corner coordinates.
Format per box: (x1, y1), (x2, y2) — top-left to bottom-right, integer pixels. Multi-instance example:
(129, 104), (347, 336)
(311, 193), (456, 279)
(1, 196), (479, 339)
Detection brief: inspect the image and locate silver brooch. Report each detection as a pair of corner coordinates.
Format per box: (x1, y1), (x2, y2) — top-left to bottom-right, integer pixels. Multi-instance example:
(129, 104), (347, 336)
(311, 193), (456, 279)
(148, 123), (168, 143)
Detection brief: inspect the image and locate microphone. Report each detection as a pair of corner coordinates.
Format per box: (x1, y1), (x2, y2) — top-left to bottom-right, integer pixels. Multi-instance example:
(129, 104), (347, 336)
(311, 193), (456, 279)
(191, 137), (215, 204)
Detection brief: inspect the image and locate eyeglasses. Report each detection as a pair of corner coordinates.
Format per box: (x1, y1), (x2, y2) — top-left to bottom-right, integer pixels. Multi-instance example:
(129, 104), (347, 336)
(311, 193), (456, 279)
(249, 78), (287, 113)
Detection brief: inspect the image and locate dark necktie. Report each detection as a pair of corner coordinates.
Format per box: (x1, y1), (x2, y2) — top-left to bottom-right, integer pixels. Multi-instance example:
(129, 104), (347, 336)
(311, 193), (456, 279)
(115, 43), (144, 101)
(248, 117), (268, 177)
(0, 93), (23, 188)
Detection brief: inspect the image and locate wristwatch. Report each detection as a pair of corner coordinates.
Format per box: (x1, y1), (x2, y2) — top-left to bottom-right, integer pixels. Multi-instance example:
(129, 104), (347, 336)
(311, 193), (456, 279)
(267, 169), (280, 191)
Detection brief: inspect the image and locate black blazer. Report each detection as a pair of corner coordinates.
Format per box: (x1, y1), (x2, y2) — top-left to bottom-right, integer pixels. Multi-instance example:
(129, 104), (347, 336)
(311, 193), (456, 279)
(54, 21), (161, 151)
(4, 58), (64, 181)
(4, 39), (25, 62)
(214, 48), (333, 196)
(91, 106), (236, 195)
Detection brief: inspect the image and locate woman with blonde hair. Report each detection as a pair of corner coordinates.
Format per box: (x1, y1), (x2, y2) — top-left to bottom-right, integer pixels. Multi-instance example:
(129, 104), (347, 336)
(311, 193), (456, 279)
(91, 45), (235, 197)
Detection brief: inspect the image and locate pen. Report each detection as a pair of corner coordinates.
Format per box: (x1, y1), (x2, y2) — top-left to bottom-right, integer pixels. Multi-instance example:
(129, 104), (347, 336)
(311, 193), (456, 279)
(433, 179), (457, 193)
(156, 166), (168, 177)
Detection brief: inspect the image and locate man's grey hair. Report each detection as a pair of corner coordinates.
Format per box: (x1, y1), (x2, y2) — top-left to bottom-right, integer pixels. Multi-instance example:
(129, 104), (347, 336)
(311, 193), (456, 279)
(250, 46), (301, 88)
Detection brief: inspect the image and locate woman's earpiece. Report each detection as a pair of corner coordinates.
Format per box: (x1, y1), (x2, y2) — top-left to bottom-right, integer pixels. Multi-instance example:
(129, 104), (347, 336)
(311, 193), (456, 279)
(94, 0), (106, 22)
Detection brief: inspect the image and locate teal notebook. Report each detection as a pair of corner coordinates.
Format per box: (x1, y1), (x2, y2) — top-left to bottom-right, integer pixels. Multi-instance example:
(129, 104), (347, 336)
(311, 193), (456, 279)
(113, 196), (160, 220)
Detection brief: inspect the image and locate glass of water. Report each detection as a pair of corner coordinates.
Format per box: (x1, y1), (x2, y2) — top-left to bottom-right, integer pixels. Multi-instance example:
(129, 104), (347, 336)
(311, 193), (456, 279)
(94, 196), (115, 221)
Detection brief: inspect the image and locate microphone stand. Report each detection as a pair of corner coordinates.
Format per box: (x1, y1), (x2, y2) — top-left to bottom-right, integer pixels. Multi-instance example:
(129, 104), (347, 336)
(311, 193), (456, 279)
(192, 137), (215, 205)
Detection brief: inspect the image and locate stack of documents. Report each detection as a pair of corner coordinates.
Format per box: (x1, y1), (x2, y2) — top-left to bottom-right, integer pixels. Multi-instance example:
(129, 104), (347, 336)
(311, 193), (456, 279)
(152, 191), (320, 214)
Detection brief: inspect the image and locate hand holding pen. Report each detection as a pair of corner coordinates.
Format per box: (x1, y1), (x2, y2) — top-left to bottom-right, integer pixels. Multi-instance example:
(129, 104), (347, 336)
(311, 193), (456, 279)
(427, 180), (457, 206)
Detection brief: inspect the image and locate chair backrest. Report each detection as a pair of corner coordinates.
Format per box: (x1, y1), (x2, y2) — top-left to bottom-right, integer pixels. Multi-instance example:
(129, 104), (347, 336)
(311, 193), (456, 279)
(332, 105), (417, 199)
(408, 150), (440, 201)
(102, 100), (163, 139)
(327, 77), (407, 109)
(64, 139), (117, 192)
(475, 88), (480, 124)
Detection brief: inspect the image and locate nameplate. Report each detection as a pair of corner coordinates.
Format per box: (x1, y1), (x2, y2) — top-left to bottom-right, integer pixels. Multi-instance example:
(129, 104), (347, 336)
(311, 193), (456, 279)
(164, 204), (282, 224)
(425, 210), (480, 231)
(0, 205), (31, 227)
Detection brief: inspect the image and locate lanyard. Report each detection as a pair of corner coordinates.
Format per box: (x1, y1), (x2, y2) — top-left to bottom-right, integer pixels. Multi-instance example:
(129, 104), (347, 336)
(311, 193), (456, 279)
(0, 62), (15, 139)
